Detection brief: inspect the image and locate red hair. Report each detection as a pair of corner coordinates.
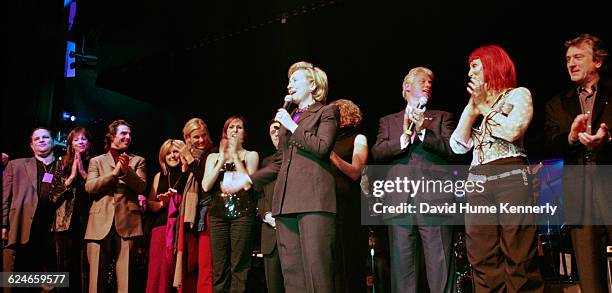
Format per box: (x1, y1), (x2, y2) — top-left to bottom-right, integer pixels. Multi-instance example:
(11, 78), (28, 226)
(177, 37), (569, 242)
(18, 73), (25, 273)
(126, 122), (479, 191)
(468, 45), (517, 91)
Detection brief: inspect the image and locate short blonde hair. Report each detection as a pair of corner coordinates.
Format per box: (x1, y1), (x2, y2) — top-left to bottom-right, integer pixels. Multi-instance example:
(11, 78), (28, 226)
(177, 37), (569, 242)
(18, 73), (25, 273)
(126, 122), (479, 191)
(288, 61), (329, 103)
(403, 67), (433, 86)
(158, 139), (186, 176)
(182, 118), (212, 150)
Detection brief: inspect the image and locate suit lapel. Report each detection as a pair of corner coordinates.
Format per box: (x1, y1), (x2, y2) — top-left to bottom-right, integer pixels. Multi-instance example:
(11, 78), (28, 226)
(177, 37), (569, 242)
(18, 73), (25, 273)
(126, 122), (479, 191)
(421, 110), (435, 130)
(296, 102), (323, 124)
(592, 86), (610, 129)
(392, 111), (404, 136)
(104, 152), (116, 171)
(24, 157), (37, 191)
(563, 89), (581, 122)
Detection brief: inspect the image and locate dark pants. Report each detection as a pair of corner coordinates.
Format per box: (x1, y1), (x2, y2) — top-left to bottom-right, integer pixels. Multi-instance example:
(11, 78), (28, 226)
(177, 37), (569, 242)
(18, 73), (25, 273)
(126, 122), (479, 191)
(571, 225), (612, 293)
(335, 217), (368, 293)
(54, 230), (84, 293)
(465, 167), (543, 293)
(276, 212), (336, 293)
(388, 223), (453, 293)
(3, 240), (56, 293)
(209, 215), (255, 293)
(3, 214), (55, 293)
(263, 244), (285, 293)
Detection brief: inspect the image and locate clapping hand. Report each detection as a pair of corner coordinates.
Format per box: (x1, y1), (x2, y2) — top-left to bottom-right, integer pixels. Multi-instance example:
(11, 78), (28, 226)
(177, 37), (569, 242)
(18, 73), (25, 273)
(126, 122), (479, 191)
(578, 123), (610, 149)
(75, 151), (88, 179)
(406, 106), (426, 132)
(221, 172), (251, 194)
(156, 189), (175, 204)
(113, 153), (130, 177)
(569, 114), (589, 144)
(2, 153), (8, 167)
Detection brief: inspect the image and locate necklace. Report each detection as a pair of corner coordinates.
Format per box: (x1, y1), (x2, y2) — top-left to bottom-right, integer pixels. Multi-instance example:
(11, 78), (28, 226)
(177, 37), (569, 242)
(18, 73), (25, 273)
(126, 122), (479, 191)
(167, 171), (183, 190)
(41, 160), (55, 173)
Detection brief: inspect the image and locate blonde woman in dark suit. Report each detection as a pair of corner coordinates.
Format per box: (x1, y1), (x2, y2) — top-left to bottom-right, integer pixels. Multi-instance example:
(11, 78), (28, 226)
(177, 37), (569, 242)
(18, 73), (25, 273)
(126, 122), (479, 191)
(224, 61), (339, 293)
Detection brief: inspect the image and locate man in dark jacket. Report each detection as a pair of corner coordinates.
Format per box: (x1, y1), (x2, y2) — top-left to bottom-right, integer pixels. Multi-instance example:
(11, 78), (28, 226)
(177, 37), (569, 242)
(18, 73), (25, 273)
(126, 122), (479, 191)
(544, 33), (612, 293)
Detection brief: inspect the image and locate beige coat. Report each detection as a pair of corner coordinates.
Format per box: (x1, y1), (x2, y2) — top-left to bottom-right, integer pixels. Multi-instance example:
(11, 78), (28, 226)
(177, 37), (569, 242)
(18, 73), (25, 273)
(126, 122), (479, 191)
(84, 152), (146, 240)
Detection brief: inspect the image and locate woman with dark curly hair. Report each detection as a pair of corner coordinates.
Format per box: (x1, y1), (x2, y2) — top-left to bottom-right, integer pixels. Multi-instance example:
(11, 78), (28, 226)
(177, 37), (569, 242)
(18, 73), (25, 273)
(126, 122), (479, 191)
(329, 99), (368, 293)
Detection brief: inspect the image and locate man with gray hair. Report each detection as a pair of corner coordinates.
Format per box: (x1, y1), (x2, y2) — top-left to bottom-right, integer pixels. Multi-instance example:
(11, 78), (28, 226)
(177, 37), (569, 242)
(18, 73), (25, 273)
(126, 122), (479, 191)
(372, 67), (456, 293)
(545, 33), (612, 293)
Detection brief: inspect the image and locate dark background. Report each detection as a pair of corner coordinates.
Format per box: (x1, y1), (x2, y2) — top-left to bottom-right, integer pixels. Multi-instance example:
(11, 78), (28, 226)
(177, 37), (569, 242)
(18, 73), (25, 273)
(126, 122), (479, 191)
(3, 0), (611, 173)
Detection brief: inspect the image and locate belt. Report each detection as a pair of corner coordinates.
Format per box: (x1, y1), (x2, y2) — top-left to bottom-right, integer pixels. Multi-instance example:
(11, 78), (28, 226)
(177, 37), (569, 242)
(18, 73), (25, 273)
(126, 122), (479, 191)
(468, 167), (530, 185)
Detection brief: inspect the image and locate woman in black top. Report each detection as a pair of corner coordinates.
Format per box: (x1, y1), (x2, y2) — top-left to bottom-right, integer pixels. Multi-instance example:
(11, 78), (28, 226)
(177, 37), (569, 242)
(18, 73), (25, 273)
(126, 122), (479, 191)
(202, 116), (259, 293)
(49, 127), (95, 292)
(146, 139), (189, 293)
(329, 99), (369, 293)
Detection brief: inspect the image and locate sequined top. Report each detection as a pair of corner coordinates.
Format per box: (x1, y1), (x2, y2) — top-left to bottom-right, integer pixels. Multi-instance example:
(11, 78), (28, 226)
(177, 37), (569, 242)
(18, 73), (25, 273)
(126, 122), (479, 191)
(209, 161), (255, 219)
(450, 87), (533, 167)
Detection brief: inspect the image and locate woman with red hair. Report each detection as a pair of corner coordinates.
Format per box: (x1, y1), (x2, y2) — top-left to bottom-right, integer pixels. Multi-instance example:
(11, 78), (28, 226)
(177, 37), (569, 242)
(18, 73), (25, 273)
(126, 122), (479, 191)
(450, 45), (543, 292)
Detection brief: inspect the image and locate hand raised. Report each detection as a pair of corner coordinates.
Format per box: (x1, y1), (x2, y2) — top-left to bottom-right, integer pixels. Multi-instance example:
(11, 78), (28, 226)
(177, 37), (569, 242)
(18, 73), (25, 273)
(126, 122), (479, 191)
(578, 123), (610, 149)
(118, 153), (130, 173)
(275, 109), (298, 133)
(569, 114), (589, 143)
(221, 172), (251, 194)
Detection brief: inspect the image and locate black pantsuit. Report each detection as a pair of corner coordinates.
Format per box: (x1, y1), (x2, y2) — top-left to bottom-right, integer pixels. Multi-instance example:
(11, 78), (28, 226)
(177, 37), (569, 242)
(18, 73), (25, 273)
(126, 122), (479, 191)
(275, 213), (336, 293)
(251, 102), (340, 293)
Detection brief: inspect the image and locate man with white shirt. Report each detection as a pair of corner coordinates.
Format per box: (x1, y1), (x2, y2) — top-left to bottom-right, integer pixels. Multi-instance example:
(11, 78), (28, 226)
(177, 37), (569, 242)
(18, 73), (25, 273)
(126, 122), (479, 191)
(371, 67), (456, 293)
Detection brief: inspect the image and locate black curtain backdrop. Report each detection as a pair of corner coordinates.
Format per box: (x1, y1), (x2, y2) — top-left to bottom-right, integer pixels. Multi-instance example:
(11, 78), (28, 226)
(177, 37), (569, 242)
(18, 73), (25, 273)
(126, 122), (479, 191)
(3, 0), (611, 177)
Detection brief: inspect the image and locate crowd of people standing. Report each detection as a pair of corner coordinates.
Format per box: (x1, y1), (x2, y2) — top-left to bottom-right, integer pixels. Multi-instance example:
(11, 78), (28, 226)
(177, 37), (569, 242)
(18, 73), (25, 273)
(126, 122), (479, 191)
(2, 33), (611, 293)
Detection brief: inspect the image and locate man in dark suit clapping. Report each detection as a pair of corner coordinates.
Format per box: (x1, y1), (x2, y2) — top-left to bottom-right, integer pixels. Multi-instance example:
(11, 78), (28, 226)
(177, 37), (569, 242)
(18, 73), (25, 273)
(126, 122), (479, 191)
(371, 67), (456, 293)
(544, 34), (612, 293)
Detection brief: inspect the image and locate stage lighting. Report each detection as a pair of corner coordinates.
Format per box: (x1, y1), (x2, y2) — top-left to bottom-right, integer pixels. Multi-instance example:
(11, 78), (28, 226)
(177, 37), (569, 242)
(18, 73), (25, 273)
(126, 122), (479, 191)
(64, 41), (76, 77)
(62, 111), (77, 122)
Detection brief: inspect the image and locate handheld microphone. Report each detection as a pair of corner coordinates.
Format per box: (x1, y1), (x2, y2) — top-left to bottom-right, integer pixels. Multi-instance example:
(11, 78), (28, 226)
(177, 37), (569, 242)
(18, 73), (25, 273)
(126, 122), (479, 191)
(282, 95), (293, 110)
(405, 96), (428, 137)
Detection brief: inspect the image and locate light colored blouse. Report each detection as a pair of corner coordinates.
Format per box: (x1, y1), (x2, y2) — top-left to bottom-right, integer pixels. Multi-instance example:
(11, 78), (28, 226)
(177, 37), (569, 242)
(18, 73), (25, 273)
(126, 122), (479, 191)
(450, 87), (533, 166)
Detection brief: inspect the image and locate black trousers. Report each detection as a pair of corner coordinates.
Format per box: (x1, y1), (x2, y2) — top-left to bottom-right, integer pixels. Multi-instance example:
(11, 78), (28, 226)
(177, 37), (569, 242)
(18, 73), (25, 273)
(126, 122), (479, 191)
(263, 244), (285, 293)
(276, 212), (336, 293)
(465, 167), (543, 293)
(209, 215), (256, 293)
(388, 223), (453, 293)
(570, 225), (612, 293)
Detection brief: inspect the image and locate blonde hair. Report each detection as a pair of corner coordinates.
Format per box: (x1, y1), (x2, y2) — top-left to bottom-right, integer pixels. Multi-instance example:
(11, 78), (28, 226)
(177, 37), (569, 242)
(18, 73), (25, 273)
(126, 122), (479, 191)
(288, 61), (329, 103)
(403, 67), (433, 86)
(182, 118), (212, 150)
(158, 139), (186, 176)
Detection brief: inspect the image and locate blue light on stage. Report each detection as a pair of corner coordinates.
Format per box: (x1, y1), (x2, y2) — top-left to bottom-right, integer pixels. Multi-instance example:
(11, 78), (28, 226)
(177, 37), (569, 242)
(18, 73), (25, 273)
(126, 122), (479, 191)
(68, 1), (76, 31)
(65, 41), (76, 77)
